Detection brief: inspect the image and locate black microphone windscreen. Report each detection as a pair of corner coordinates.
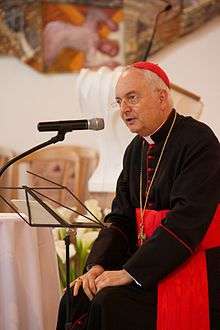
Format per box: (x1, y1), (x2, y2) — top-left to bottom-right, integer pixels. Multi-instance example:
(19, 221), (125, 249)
(37, 118), (105, 132)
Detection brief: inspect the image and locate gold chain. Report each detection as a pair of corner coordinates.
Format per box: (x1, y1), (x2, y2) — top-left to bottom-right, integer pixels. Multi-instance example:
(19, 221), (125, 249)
(139, 111), (177, 245)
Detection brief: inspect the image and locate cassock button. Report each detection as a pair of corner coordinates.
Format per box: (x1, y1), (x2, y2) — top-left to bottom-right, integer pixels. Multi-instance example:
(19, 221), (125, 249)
(147, 167), (154, 173)
(147, 155), (155, 160)
(148, 144), (155, 149)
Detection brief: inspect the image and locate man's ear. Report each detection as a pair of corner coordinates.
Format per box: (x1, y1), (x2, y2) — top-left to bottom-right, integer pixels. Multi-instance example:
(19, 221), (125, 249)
(159, 89), (168, 103)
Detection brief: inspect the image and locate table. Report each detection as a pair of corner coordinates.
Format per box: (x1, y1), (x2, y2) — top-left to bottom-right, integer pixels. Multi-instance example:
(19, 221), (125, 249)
(0, 213), (61, 330)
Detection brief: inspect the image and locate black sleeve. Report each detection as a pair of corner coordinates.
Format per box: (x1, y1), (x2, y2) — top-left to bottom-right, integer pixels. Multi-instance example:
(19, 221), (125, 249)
(124, 127), (220, 288)
(86, 144), (137, 270)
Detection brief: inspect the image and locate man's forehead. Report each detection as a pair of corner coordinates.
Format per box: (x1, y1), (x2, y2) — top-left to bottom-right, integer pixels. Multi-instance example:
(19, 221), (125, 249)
(115, 69), (147, 96)
(119, 67), (145, 80)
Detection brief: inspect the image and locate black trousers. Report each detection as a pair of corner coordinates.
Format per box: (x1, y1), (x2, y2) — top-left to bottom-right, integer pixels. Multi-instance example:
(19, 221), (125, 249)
(56, 284), (157, 330)
(57, 248), (220, 330)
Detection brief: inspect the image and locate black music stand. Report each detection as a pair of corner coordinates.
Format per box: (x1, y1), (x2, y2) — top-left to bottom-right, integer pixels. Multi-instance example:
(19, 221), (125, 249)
(0, 128), (105, 329)
(0, 171), (106, 330)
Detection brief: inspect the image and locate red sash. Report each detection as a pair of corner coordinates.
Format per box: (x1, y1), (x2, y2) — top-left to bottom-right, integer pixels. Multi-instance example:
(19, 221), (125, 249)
(136, 205), (220, 330)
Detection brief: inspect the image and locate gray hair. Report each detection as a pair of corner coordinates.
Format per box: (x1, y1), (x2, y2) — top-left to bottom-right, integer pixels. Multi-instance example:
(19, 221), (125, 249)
(123, 65), (174, 109)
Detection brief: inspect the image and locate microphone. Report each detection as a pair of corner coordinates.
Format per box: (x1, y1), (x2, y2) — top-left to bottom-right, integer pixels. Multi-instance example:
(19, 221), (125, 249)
(37, 118), (105, 132)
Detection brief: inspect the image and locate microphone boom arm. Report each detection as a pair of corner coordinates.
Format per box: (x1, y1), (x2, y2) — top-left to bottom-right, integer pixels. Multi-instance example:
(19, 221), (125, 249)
(0, 131), (66, 177)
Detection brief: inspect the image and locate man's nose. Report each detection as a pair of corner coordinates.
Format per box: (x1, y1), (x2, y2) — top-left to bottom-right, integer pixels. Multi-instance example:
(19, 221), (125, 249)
(120, 99), (131, 113)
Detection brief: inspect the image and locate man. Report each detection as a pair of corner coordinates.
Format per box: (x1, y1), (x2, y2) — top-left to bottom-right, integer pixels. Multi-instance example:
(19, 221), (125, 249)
(57, 62), (220, 330)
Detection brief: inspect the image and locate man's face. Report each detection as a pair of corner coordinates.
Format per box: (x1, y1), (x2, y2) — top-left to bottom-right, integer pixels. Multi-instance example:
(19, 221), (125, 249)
(115, 69), (166, 136)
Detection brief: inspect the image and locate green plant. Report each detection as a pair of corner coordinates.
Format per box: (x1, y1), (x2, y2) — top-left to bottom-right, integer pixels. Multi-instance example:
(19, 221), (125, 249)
(52, 199), (102, 290)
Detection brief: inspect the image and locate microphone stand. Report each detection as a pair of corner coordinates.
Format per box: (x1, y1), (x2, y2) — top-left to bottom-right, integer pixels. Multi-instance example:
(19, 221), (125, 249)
(65, 234), (71, 330)
(0, 129), (104, 330)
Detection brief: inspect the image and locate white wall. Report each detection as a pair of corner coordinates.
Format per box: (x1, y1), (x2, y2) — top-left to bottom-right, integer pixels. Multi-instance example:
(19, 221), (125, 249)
(152, 16), (220, 137)
(1, 16), (220, 192)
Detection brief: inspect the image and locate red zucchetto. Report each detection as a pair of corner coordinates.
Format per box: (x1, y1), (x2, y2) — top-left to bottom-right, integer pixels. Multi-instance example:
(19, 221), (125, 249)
(132, 61), (170, 88)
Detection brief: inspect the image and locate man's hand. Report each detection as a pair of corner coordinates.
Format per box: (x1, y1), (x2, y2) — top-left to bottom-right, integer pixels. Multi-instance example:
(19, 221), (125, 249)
(95, 269), (133, 292)
(72, 265), (104, 300)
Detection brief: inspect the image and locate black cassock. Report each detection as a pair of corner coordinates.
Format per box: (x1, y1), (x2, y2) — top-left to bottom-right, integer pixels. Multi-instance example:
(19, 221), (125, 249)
(57, 110), (220, 330)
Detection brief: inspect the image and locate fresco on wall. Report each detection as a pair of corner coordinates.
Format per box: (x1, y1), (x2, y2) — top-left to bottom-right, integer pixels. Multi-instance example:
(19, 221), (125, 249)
(43, 0), (123, 6)
(0, 0), (123, 72)
(125, 0), (220, 63)
(42, 3), (123, 72)
(0, 0), (219, 72)
(0, 1), (43, 71)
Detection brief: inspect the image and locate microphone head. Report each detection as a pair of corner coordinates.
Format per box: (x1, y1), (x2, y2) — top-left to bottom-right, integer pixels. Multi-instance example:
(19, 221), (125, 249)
(88, 118), (105, 130)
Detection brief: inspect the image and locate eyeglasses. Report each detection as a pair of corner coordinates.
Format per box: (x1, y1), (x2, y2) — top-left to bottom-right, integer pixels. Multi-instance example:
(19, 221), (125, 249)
(111, 93), (143, 110)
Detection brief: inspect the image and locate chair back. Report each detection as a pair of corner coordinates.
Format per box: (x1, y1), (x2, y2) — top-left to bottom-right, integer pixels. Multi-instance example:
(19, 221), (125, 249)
(11, 145), (99, 215)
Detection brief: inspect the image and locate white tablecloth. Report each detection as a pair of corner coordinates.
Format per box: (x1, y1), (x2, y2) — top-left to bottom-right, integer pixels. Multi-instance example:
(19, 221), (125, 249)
(0, 213), (61, 330)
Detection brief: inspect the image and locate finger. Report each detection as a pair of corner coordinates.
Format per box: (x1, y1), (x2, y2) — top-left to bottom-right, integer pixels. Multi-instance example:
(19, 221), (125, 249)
(63, 279), (75, 293)
(96, 277), (109, 292)
(83, 279), (94, 300)
(94, 273), (103, 284)
(95, 274), (106, 287)
(73, 280), (82, 296)
(70, 280), (75, 288)
(96, 281), (106, 293)
(88, 277), (97, 295)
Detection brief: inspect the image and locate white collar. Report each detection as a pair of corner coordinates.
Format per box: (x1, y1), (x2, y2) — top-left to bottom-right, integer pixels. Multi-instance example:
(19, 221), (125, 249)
(144, 135), (155, 144)
(143, 120), (165, 145)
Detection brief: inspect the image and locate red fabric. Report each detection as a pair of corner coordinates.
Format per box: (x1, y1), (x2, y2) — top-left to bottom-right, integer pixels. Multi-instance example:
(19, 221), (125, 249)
(132, 61), (170, 88)
(136, 205), (220, 330)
